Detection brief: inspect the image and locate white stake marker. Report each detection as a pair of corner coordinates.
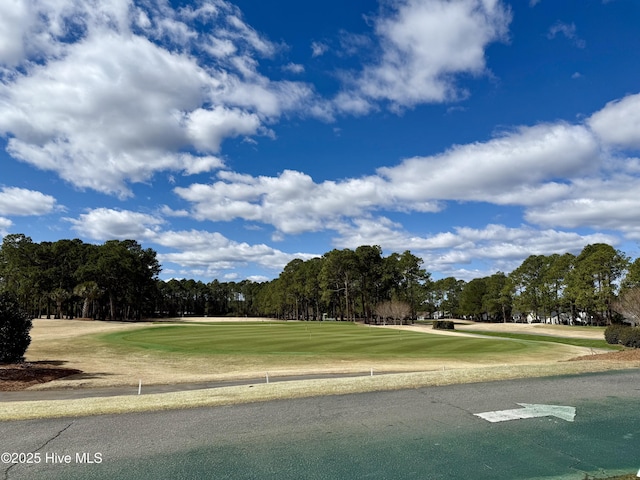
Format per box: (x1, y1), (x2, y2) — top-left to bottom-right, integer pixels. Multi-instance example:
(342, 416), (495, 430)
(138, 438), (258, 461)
(266, 372), (269, 384)
(138, 379), (142, 395)
(475, 404), (576, 423)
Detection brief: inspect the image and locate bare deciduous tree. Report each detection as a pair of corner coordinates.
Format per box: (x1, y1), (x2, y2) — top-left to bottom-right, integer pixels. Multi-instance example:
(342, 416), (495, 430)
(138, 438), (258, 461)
(613, 288), (640, 326)
(375, 300), (411, 325)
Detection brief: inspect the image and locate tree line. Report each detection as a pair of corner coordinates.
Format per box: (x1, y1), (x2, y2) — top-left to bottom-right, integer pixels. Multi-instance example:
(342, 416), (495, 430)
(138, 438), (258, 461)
(430, 244), (640, 325)
(0, 234), (160, 321)
(1, 233), (639, 325)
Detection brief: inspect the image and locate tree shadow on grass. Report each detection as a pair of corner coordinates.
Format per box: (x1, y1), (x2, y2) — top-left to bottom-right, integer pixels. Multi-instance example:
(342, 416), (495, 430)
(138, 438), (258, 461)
(0, 361), (83, 390)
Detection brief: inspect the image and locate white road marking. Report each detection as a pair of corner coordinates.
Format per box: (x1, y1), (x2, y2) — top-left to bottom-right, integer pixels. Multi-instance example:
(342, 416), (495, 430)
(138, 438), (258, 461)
(474, 403), (576, 423)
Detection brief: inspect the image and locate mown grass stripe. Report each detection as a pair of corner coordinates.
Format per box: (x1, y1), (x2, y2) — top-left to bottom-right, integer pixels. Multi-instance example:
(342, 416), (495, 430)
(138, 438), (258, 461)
(100, 322), (552, 359)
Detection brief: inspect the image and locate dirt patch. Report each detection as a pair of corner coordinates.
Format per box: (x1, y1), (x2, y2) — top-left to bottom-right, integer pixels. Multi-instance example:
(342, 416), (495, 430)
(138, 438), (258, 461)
(0, 363), (82, 391)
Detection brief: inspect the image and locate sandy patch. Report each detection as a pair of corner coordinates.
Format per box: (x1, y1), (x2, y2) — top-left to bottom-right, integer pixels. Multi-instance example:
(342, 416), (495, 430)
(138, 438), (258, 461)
(456, 321), (605, 339)
(375, 323), (489, 338)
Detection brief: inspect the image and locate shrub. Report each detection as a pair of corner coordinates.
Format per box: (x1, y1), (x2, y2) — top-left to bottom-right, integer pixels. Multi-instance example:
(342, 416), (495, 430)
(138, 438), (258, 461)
(0, 294), (32, 363)
(619, 327), (640, 349)
(433, 320), (455, 330)
(604, 324), (629, 345)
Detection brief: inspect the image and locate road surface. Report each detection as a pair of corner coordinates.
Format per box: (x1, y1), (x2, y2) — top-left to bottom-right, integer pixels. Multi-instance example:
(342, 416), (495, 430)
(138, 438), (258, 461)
(2, 370), (639, 479)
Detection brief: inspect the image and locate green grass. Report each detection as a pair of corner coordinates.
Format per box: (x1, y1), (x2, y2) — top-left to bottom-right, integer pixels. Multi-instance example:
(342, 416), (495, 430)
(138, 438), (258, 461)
(100, 321), (553, 359)
(457, 329), (622, 350)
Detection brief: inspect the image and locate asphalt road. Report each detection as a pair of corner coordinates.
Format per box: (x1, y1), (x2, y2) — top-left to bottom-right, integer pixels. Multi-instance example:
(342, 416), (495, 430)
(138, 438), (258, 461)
(2, 370), (640, 480)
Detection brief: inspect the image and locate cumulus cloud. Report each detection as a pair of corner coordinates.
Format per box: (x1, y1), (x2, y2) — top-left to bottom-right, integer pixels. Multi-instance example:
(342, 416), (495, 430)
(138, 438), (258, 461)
(0, 0), (319, 198)
(337, 0), (512, 111)
(525, 175), (640, 238)
(67, 208), (166, 240)
(333, 218), (618, 279)
(378, 123), (599, 205)
(65, 207), (316, 274)
(588, 92), (640, 150)
(335, 218), (616, 256)
(169, 86), (640, 259)
(0, 0), (34, 66)
(515, 92), (640, 237)
(155, 229), (316, 272)
(0, 217), (13, 236)
(0, 187), (58, 216)
(174, 169), (419, 235)
(173, 121), (604, 237)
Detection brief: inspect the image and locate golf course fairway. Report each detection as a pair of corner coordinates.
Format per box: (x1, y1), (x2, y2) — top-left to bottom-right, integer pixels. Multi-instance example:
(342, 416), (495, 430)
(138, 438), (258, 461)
(100, 321), (557, 360)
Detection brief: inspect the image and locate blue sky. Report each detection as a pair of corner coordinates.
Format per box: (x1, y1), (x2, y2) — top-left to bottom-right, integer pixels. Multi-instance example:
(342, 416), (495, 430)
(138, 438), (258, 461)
(1, 0), (640, 282)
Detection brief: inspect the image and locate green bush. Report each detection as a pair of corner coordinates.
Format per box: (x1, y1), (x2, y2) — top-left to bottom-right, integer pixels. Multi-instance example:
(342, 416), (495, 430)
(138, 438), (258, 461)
(619, 327), (640, 349)
(604, 324), (629, 345)
(0, 294), (32, 363)
(433, 320), (455, 330)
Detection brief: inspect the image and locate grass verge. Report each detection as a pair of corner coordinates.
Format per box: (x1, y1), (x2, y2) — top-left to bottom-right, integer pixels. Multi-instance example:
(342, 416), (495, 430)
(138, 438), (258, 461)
(1, 360), (637, 421)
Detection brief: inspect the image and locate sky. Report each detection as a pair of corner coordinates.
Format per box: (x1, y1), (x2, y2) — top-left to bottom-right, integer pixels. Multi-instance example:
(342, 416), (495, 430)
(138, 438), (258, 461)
(1, 0), (640, 283)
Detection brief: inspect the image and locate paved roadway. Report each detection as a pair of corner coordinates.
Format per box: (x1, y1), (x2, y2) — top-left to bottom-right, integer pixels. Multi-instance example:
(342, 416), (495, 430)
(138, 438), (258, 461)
(1, 370), (639, 480)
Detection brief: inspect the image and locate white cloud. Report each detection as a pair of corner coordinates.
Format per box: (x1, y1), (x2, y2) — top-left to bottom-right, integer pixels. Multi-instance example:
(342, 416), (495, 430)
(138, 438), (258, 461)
(155, 229), (315, 272)
(184, 107), (263, 152)
(173, 120), (603, 238)
(333, 218), (618, 280)
(59, 87), (640, 280)
(378, 122), (599, 206)
(311, 41), (328, 57)
(65, 206), (317, 274)
(547, 22), (586, 48)
(0, 0), (35, 66)
(170, 89), (640, 248)
(159, 205), (190, 218)
(0, 0), (319, 198)
(282, 63), (305, 74)
(525, 175), (640, 239)
(336, 218), (615, 257)
(588, 92), (640, 150)
(174, 169), (413, 235)
(67, 208), (165, 240)
(0, 0), (128, 66)
(0, 217), (13, 236)
(339, 0), (511, 110)
(0, 187), (58, 216)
